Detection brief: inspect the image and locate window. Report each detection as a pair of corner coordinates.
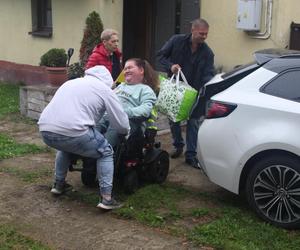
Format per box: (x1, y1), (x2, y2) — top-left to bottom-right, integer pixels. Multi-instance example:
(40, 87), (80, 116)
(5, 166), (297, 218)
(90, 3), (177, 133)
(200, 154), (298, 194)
(29, 0), (52, 37)
(262, 69), (300, 102)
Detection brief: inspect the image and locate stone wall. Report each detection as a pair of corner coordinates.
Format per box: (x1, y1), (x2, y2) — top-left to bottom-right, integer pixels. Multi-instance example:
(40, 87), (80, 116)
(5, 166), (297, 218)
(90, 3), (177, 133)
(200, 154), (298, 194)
(20, 85), (58, 120)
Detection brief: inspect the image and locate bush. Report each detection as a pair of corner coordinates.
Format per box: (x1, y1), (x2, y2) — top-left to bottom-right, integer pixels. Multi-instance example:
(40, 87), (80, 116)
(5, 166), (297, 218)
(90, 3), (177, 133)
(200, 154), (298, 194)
(68, 62), (85, 79)
(40, 48), (68, 67)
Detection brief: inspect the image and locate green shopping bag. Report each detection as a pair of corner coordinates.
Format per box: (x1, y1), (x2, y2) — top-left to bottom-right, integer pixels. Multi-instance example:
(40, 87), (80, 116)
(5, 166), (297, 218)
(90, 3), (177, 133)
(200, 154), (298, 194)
(156, 70), (198, 122)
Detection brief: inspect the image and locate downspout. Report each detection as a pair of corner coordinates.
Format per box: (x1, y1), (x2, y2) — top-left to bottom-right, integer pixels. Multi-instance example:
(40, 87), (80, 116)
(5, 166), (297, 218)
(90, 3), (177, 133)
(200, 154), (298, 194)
(246, 0), (273, 39)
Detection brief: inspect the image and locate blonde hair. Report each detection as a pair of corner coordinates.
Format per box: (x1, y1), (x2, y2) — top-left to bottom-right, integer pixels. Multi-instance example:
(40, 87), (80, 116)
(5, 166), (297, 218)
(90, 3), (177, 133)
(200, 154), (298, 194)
(101, 29), (118, 41)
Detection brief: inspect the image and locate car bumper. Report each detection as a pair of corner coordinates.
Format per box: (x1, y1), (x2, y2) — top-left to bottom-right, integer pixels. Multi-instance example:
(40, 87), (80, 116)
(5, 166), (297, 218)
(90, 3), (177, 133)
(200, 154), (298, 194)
(197, 118), (244, 194)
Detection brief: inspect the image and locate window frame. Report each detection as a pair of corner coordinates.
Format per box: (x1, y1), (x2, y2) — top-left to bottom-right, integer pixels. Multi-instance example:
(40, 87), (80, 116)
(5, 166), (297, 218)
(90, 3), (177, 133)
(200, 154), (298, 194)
(29, 0), (52, 38)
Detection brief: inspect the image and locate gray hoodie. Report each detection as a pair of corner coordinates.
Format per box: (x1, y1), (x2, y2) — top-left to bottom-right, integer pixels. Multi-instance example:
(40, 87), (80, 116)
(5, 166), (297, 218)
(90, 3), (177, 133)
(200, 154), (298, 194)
(38, 66), (130, 137)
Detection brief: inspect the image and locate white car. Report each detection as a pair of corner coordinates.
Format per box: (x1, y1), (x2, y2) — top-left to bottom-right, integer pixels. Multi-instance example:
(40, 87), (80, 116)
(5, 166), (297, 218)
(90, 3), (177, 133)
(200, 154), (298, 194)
(197, 49), (300, 229)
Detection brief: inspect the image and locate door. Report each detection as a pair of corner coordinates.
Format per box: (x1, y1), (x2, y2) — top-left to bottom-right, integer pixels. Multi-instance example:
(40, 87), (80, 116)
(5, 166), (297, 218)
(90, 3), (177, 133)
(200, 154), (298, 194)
(122, 0), (200, 70)
(122, 0), (155, 64)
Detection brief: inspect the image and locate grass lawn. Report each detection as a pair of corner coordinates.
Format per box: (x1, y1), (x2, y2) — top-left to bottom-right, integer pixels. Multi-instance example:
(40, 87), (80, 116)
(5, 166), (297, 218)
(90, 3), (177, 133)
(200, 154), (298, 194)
(0, 133), (47, 160)
(0, 82), (48, 160)
(0, 224), (51, 250)
(0, 81), (300, 250)
(0, 82), (19, 118)
(0, 82), (52, 249)
(66, 183), (300, 249)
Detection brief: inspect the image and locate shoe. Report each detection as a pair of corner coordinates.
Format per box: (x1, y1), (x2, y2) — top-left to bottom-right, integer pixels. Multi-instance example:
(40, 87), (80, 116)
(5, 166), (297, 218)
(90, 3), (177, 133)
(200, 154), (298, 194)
(50, 181), (72, 195)
(185, 158), (202, 169)
(170, 148), (183, 159)
(97, 197), (122, 210)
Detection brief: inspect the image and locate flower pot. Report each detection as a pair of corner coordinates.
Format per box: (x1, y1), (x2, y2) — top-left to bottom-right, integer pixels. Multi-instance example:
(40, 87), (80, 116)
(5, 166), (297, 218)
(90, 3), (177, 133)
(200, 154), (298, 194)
(46, 67), (68, 86)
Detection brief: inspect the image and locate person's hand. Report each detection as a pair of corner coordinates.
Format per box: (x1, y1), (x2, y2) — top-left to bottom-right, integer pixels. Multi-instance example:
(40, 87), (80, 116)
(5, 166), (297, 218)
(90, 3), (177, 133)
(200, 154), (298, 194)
(171, 64), (181, 74)
(119, 128), (130, 141)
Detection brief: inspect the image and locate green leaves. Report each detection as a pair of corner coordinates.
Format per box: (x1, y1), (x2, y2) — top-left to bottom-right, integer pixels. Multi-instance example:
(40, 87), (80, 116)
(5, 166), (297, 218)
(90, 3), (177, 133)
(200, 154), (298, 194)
(0, 224), (50, 250)
(0, 83), (19, 118)
(0, 133), (46, 160)
(40, 48), (67, 67)
(80, 11), (103, 65)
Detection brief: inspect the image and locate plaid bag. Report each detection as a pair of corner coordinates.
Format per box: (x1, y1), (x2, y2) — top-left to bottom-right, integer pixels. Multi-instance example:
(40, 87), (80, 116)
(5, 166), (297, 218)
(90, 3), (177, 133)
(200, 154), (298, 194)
(156, 70), (198, 122)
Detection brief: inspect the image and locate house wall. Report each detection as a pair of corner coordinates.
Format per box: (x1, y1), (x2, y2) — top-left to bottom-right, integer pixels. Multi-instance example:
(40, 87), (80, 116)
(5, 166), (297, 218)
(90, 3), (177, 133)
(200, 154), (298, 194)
(201, 0), (300, 71)
(0, 0), (123, 66)
(2, 0), (300, 72)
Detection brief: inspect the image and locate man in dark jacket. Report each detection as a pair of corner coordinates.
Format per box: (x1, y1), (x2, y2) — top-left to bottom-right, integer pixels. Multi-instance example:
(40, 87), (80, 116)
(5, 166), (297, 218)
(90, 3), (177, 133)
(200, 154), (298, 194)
(157, 18), (215, 169)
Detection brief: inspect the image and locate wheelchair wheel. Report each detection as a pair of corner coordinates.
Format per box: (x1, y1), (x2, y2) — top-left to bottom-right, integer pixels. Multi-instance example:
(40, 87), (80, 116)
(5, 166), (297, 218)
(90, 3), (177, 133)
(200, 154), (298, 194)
(149, 151), (169, 184)
(81, 158), (98, 187)
(123, 170), (139, 194)
(81, 171), (98, 187)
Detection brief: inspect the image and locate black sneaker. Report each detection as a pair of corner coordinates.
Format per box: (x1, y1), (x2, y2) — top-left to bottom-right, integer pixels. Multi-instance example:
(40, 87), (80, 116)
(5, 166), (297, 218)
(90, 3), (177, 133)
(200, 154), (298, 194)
(50, 181), (73, 195)
(185, 158), (202, 169)
(170, 148), (183, 159)
(97, 198), (122, 210)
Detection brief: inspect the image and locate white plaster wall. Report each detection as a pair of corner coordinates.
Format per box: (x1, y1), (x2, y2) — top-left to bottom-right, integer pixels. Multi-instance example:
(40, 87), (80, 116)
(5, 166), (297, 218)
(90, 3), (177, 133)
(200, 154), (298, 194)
(0, 0), (123, 66)
(201, 0), (300, 71)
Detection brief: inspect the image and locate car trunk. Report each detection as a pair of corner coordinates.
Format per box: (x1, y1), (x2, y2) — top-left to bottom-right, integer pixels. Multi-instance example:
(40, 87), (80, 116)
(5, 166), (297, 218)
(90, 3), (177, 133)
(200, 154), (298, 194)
(196, 62), (260, 117)
(196, 48), (300, 117)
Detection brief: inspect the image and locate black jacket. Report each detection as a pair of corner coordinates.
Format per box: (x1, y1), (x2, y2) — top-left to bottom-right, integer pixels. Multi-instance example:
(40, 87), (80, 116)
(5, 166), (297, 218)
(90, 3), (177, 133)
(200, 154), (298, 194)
(157, 34), (215, 118)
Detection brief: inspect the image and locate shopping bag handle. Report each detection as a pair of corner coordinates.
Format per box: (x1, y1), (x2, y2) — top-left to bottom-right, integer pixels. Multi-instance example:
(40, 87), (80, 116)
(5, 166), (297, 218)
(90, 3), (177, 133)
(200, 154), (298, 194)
(169, 73), (176, 83)
(174, 69), (189, 87)
(169, 69), (189, 87)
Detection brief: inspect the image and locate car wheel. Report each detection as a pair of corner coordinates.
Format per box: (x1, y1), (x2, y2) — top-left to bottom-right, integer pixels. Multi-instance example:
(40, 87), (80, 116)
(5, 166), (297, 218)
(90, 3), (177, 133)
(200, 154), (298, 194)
(149, 151), (169, 184)
(246, 155), (300, 229)
(123, 170), (139, 194)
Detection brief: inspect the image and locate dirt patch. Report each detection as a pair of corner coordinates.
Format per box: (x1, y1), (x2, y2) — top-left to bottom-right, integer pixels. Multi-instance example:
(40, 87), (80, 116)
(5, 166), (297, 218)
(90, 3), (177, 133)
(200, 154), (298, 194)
(0, 117), (43, 146)
(0, 118), (221, 249)
(0, 159), (193, 249)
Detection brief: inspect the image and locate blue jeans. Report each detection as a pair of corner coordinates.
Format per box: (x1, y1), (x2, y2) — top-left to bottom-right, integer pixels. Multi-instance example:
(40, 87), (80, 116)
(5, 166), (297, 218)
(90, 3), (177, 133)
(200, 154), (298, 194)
(40, 127), (114, 196)
(169, 117), (204, 160)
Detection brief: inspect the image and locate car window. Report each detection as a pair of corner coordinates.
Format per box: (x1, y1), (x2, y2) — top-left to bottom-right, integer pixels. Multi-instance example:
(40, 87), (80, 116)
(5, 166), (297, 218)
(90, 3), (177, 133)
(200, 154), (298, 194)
(261, 70), (300, 102)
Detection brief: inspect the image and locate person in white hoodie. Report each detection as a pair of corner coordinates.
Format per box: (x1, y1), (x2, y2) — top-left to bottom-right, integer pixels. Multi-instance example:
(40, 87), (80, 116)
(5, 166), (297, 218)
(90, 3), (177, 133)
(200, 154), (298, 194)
(38, 66), (130, 210)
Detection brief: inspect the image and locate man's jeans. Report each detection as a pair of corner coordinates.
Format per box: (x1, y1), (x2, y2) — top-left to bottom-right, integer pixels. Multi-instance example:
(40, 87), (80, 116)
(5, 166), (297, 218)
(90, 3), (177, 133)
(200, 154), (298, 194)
(41, 127), (114, 196)
(169, 117), (204, 160)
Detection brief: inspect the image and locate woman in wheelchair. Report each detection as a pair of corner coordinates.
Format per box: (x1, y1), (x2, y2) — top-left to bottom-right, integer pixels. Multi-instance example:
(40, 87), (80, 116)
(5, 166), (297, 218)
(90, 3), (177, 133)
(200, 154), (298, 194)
(98, 58), (159, 148)
(82, 59), (168, 192)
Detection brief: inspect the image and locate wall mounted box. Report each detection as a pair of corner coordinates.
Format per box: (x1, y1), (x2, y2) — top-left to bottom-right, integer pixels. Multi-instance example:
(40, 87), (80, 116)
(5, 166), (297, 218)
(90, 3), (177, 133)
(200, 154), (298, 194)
(237, 0), (262, 31)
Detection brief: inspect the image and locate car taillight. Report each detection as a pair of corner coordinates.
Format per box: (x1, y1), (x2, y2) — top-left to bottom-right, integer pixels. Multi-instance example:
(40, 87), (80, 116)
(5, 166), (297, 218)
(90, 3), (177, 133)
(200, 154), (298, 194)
(206, 101), (237, 119)
(125, 160), (138, 168)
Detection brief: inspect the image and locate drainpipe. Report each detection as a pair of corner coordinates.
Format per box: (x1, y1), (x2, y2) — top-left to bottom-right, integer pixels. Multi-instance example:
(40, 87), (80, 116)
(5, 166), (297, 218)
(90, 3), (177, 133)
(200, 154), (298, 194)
(246, 0), (273, 39)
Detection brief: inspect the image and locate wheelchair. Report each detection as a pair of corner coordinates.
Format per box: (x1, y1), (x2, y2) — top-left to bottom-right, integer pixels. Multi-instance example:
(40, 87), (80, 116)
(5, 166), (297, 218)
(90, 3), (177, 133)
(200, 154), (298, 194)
(69, 127), (170, 194)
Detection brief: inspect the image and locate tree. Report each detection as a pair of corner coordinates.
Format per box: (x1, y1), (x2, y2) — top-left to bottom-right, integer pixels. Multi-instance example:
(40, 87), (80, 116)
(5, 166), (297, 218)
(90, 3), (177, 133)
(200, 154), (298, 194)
(68, 11), (103, 79)
(79, 11), (104, 66)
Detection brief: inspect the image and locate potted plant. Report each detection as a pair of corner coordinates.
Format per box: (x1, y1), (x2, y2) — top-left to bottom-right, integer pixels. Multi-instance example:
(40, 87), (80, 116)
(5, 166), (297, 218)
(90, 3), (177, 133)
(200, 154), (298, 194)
(40, 48), (68, 86)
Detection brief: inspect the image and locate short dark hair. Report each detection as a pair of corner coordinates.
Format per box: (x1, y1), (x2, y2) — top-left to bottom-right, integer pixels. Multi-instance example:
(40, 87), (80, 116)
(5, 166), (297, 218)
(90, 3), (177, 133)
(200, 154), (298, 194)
(191, 18), (209, 29)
